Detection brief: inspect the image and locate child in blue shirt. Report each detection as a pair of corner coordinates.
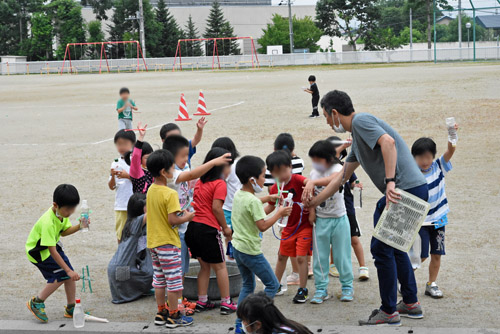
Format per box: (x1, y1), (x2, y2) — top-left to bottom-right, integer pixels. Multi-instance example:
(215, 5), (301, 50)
(411, 122), (458, 299)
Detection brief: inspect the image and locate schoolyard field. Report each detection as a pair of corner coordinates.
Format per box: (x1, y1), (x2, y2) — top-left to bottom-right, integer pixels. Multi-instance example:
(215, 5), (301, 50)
(1, 62), (499, 329)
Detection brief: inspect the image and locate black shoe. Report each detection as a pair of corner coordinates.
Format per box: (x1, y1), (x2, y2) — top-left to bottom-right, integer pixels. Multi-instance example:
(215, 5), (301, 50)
(154, 309), (169, 326)
(195, 300), (218, 313)
(293, 288), (308, 303)
(308, 114), (316, 118)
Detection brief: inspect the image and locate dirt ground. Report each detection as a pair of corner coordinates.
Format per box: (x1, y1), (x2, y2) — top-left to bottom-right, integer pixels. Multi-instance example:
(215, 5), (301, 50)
(1, 63), (500, 329)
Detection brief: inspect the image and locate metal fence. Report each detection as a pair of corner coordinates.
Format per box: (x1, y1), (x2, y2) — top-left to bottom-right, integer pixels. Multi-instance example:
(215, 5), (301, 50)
(2, 47), (500, 75)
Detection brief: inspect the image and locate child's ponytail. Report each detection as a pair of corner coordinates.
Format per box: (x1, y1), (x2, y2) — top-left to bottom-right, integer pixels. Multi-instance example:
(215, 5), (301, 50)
(121, 193), (146, 240)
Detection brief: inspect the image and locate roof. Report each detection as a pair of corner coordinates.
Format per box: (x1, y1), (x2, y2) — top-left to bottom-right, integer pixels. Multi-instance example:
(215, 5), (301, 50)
(437, 15), (453, 22)
(476, 15), (500, 29)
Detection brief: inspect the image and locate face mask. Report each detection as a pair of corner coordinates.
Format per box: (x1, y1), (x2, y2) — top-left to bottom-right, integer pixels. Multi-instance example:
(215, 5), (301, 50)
(55, 208), (62, 219)
(242, 321), (258, 334)
(333, 114), (346, 133)
(250, 178), (263, 193)
(312, 162), (328, 173)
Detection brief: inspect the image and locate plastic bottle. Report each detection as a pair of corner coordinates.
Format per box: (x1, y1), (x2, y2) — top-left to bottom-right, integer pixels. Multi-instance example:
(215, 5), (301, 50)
(112, 158), (122, 172)
(80, 200), (90, 232)
(446, 117), (458, 147)
(177, 298), (185, 316)
(277, 193), (294, 228)
(73, 299), (85, 328)
(353, 180), (362, 209)
(281, 270), (288, 292)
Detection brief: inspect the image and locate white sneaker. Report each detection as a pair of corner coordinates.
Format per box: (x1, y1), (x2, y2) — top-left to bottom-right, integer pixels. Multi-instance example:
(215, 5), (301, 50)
(359, 267), (370, 281)
(287, 272), (300, 285)
(425, 282), (443, 299)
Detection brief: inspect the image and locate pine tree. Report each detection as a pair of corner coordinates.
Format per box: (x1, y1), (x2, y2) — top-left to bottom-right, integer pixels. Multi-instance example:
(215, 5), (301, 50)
(204, 1), (239, 56)
(183, 15), (203, 56)
(155, 0), (181, 57)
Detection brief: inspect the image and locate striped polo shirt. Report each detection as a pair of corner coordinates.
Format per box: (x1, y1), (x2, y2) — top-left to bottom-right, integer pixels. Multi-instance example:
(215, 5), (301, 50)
(264, 156), (305, 187)
(422, 155), (452, 225)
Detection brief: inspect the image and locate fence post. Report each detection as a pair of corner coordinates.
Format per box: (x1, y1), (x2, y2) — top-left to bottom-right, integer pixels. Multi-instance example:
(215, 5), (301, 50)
(27, 63), (29, 75)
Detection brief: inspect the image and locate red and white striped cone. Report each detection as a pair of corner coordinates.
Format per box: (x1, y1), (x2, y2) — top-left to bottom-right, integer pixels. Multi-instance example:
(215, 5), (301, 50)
(175, 93), (192, 121)
(193, 90), (211, 116)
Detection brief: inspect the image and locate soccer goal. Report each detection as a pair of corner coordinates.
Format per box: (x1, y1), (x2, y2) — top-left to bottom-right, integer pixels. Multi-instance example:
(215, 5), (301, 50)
(172, 37), (260, 71)
(60, 41), (148, 74)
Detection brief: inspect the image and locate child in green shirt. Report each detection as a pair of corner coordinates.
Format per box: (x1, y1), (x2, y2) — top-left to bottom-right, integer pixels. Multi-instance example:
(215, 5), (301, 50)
(25, 184), (88, 323)
(116, 87), (138, 130)
(231, 155), (292, 333)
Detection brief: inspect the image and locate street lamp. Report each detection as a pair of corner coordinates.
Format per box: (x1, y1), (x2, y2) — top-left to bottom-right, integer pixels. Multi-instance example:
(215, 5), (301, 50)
(278, 0), (294, 54)
(466, 22), (471, 48)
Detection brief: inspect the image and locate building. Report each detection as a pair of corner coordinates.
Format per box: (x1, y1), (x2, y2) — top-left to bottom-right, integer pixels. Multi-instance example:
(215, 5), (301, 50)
(476, 15), (500, 36)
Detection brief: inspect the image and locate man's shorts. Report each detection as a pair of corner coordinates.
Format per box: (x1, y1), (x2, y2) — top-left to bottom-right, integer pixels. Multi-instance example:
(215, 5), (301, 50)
(33, 246), (74, 283)
(150, 245), (183, 292)
(419, 226), (446, 258)
(279, 227), (312, 257)
(185, 221), (225, 264)
(348, 214), (361, 237)
(223, 209), (232, 229)
(115, 210), (128, 240)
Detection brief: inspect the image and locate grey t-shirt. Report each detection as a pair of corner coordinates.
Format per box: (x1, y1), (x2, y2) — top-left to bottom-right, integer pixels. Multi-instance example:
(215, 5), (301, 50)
(346, 113), (426, 194)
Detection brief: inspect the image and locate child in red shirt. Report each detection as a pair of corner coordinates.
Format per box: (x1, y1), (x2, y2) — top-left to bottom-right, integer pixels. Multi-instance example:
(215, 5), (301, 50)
(184, 147), (236, 315)
(266, 150), (311, 304)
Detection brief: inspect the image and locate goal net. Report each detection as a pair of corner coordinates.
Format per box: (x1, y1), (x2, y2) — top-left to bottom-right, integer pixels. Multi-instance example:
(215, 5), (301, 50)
(60, 41), (148, 74)
(172, 37), (260, 71)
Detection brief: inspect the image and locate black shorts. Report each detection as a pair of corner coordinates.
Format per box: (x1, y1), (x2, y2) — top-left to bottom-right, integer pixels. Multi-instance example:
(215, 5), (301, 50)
(419, 226), (445, 258)
(348, 214), (361, 237)
(185, 221), (225, 264)
(33, 246), (73, 283)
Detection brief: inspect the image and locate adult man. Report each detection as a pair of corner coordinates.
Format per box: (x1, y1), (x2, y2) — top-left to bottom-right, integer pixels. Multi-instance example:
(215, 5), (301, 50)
(303, 90), (427, 326)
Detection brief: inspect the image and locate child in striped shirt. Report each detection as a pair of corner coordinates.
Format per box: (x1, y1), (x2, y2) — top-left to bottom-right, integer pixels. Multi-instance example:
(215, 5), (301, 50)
(411, 122), (458, 299)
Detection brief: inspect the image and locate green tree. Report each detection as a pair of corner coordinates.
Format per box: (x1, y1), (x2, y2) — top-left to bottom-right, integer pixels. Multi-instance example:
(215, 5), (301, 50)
(316, 0), (380, 51)
(108, 0), (160, 58)
(258, 14), (323, 53)
(407, 0), (451, 49)
(86, 20), (104, 58)
(204, 1), (239, 55)
(27, 12), (54, 60)
(155, 0), (181, 57)
(86, 0), (113, 21)
(183, 15), (203, 56)
(47, 0), (87, 59)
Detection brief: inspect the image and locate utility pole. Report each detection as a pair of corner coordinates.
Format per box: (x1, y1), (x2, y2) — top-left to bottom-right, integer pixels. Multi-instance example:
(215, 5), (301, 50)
(288, 0), (294, 53)
(410, 8), (413, 49)
(138, 0), (146, 57)
(458, 0), (462, 48)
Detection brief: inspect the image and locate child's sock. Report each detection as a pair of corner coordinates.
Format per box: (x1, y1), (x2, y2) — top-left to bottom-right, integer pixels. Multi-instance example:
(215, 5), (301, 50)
(221, 296), (231, 304)
(34, 297), (44, 303)
(198, 295), (208, 303)
(169, 309), (179, 316)
(66, 303), (75, 309)
(158, 303), (167, 312)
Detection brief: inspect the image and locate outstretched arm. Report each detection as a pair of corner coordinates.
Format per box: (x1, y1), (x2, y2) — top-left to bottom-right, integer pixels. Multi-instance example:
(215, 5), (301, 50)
(256, 206), (292, 232)
(177, 153), (231, 183)
(191, 117), (207, 148)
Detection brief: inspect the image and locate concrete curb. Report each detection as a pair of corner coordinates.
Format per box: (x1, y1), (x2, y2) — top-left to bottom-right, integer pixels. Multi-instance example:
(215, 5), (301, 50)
(1, 320), (500, 334)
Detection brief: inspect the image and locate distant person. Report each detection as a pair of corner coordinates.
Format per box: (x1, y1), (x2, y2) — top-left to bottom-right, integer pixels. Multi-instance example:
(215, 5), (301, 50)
(231, 155), (292, 333)
(108, 129), (136, 243)
(116, 87), (138, 130)
(26, 184), (86, 323)
(108, 193), (153, 304)
(304, 75), (320, 118)
(303, 90), (427, 326)
(410, 122), (458, 299)
(160, 117), (207, 167)
(237, 292), (313, 334)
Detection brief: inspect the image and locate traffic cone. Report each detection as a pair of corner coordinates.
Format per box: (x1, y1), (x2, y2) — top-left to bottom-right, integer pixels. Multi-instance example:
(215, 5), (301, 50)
(193, 90), (211, 116)
(175, 93), (192, 121)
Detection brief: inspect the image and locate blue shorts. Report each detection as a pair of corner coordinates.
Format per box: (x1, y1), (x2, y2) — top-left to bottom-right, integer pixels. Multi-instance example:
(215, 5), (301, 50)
(223, 209), (232, 229)
(419, 226), (446, 258)
(179, 232), (190, 276)
(33, 247), (74, 283)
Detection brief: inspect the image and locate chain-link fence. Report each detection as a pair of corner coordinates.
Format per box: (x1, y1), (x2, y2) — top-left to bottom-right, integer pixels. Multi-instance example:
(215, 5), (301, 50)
(2, 46), (500, 75)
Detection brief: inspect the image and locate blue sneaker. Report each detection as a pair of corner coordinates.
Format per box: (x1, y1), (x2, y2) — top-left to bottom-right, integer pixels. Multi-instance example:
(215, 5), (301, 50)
(310, 290), (329, 304)
(340, 287), (354, 302)
(165, 311), (193, 328)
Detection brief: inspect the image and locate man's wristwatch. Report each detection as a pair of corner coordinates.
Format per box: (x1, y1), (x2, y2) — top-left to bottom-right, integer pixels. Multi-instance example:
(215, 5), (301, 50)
(384, 177), (396, 185)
